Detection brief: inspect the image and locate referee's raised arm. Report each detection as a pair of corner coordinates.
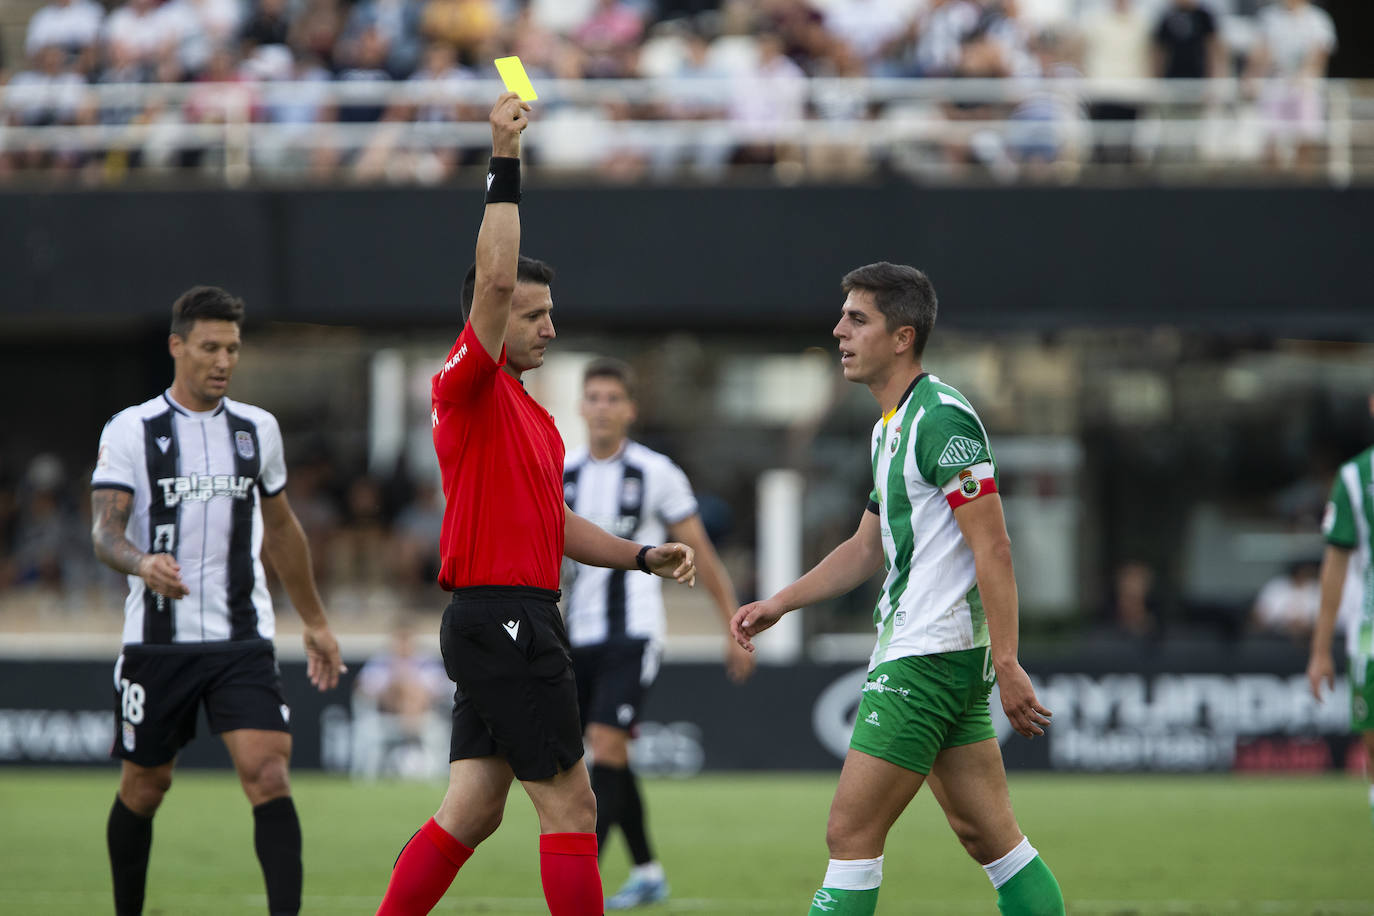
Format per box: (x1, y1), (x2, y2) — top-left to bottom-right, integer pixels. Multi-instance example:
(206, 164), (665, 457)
(468, 91), (530, 362)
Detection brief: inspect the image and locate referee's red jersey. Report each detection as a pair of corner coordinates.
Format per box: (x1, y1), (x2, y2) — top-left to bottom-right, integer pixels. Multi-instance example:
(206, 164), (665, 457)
(431, 322), (565, 590)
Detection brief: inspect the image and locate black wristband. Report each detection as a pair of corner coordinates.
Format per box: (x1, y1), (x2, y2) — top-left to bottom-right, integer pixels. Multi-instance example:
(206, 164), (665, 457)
(636, 544), (654, 574)
(485, 156), (521, 204)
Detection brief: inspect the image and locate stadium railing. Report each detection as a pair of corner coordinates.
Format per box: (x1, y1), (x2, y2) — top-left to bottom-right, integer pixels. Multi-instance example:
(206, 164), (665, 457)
(0, 76), (1367, 185)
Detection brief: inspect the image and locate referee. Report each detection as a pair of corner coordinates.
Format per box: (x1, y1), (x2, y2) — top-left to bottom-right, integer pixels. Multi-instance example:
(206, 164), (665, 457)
(372, 92), (697, 916)
(90, 286), (346, 916)
(563, 358), (754, 909)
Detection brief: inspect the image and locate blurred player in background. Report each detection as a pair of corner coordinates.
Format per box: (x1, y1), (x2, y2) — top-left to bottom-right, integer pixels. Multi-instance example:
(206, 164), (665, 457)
(90, 286), (346, 916)
(562, 357), (755, 908)
(372, 91), (698, 916)
(1308, 393), (1374, 830)
(733, 263), (1064, 916)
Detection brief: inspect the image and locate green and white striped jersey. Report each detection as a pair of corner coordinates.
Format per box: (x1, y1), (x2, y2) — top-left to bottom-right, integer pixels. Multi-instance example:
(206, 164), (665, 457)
(866, 374), (998, 670)
(1322, 446), (1374, 678)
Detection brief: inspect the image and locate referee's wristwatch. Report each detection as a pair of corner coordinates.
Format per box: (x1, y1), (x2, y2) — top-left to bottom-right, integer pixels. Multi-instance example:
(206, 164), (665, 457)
(635, 544), (654, 574)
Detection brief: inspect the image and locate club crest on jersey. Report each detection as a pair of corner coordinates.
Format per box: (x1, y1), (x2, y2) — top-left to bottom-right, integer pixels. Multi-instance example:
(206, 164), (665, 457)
(938, 435), (983, 467)
(235, 430), (256, 460)
(958, 468), (981, 498)
(621, 476), (641, 507)
(889, 436), (899, 455)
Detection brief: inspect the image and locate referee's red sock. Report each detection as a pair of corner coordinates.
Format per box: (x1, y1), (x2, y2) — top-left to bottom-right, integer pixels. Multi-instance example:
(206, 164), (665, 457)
(375, 818), (473, 916)
(539, 832), (603, 916)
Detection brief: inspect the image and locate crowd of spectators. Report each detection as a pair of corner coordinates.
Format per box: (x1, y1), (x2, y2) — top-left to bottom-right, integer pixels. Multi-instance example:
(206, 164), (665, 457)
(0, 0), (1340, 183)
(0, 449), (450, 622)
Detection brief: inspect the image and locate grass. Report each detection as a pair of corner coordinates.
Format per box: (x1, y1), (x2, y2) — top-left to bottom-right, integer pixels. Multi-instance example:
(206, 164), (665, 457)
(1, 769), (1371, 914)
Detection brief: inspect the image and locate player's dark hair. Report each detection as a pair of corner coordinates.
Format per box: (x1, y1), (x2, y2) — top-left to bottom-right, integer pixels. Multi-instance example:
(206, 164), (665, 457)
(841, 262), (938, 357)
(170, 286), (245, 338)
(583, 357), (636, 399)
(460, 256), (556, 321)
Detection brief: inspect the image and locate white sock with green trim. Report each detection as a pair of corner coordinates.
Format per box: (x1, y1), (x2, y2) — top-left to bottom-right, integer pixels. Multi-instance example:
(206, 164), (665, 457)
(807, 856), (883, 915)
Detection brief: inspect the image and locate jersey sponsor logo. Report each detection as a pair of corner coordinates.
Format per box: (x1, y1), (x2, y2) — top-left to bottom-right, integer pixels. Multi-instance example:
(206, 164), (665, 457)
(440, 342), (469, 377)
(864, 710), (880, 726)
(156, 474), (256, 508)
(155, 435), (172, 454)
(938, 435), (984, 467)
(503, 619), (520, 641)
(958, 468), (982, 499)
(621, 476), (642, 507)
(894, 610), (907, 627)
(234, 430), (255, 460)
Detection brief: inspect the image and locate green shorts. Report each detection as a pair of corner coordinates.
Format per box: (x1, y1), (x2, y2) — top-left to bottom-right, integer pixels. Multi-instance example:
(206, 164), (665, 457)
(1352, 665), (1374, 732)
(849, 647), (997, 775)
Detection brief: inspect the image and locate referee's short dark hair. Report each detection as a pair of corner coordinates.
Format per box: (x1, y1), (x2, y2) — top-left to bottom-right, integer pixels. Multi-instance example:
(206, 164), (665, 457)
(583, 357), (635, 399)
(841, 262), (938, 357)
(460, 257), (556, 322)
(170, 286), (245, 338)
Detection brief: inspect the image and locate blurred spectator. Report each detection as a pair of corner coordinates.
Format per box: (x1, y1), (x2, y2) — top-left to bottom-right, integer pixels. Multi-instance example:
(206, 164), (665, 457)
(1079, 0), (1152, 164)
(290, 0), (347, 69)
(574, 0), (645, 78)
(1245, 0), (1335, 174)
(341, 0), (424, 77)
(1152, 0), (1223, 79)
(911, 0), (982, 77)
(10, 454), (82, 592)
(420, 0), (500, 63)
(335, 26), (395, 123)
(391, 478), (443, 589)
(102, 0), (183, 77)
(1005, 28), (1084, 179)
(1250, 558), (1321, 641)
(1109, 559), (1161, 638)
(351, 615), (450, 779)
(728, 32), (806, 168)
(941, 14), (1016, 178)
(25, 0), (104, 72)
(162, 0), (244, 75)
(6, 44), (87, 173)
(759, 0), (831, 74)
(330, 475), (391, 598)
(241, 0), (293, 50)
(822, 0), (920, 73)
(529, 0), (600, 35)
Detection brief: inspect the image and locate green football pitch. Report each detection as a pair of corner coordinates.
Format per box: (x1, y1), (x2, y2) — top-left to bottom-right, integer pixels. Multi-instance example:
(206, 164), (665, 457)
(2, 769), (1370, 915)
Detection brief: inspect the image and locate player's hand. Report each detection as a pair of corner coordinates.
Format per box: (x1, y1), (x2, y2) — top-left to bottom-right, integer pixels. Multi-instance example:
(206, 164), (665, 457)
(731, 599), (786, 653)
(996, 661), (1051, 739)
(303, 625), (347, 692)
(724, 637), (757, 683)
(1307, 652), (1336, 701)
(489, 91), (531, 158)
(138, 553), (188, 600)
(645, 542), (695, 587)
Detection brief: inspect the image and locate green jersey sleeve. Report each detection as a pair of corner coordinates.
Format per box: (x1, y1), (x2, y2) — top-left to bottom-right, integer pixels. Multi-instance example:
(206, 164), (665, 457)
(1322, 472), (1357, 548)
(914, 403), (993, 488)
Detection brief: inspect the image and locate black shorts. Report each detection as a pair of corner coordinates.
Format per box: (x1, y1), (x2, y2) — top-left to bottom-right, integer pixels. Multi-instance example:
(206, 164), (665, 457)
(571, 638), (660, 732)
(440, 586), (583, 781)
(111, 639), (290, 767)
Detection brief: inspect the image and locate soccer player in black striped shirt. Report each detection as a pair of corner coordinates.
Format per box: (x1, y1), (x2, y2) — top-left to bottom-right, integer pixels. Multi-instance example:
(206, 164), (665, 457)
(91, 286), (346, 916)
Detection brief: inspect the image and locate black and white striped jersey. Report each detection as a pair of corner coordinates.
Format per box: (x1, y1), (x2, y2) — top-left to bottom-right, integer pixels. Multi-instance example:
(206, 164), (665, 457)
(91, 391), (288, 647)
(562, 440), (697, 647)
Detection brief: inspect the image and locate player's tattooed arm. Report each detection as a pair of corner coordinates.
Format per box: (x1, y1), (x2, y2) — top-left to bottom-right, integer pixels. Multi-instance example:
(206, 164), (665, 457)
(92, 488), (189, 598)
(91, 488), (144, 576)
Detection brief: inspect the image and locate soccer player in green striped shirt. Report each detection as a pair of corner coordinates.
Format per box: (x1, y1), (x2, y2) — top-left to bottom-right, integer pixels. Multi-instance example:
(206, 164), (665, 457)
(732, 262), (1064, 916)
(1308, 396), (1374, 830)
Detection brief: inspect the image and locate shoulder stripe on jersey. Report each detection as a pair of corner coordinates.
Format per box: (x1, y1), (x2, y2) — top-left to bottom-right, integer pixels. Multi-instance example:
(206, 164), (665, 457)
(142, 410), (180, 644)
(224, 410), (264, 641)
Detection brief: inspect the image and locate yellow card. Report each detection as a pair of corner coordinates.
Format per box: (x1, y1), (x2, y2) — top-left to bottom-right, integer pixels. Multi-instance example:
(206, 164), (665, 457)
(494, 56), (537, 102)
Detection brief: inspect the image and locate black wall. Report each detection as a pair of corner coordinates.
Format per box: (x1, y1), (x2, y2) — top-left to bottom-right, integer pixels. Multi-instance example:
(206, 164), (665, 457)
(1, 186), (1369, 337)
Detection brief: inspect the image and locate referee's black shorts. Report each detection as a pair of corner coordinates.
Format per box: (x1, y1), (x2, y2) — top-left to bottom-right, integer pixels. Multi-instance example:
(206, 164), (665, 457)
(440, 586), (583, 781)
